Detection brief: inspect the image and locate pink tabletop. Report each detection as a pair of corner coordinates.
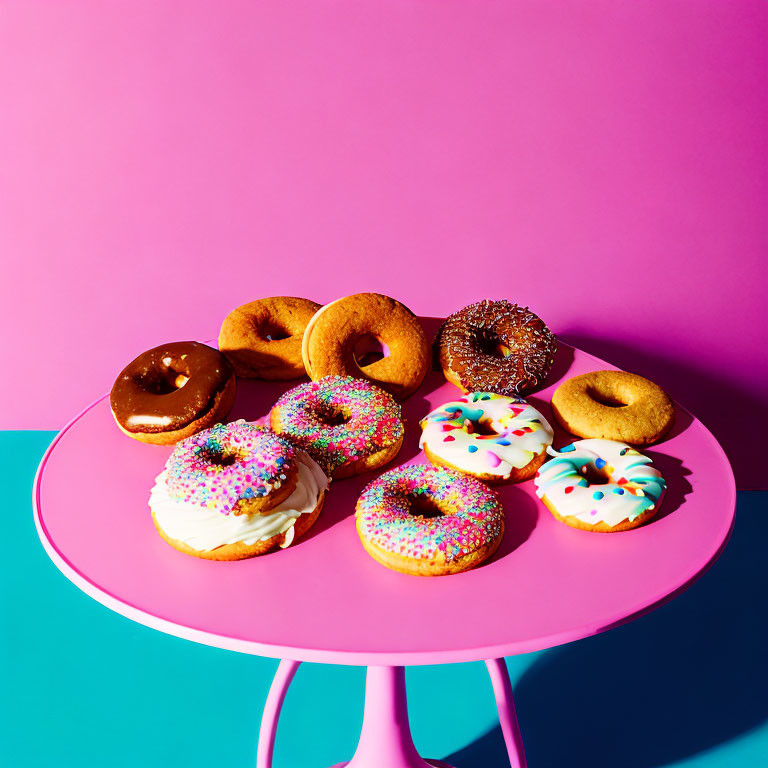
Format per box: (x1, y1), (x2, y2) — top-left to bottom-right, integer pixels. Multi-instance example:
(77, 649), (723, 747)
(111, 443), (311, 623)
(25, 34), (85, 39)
(34, 322), (735, 666)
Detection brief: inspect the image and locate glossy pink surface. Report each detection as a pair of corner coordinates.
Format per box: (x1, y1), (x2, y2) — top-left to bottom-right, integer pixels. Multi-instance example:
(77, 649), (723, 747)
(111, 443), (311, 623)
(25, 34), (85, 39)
(34, 330), (735, 665)
(1, 2), (766, 487)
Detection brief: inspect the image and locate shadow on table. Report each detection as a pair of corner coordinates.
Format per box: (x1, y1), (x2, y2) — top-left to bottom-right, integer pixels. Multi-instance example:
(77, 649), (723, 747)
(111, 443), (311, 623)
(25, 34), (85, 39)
(643, 451), (693, 522)
(557, 329), (764, 490)
(445, 493), (767, 768)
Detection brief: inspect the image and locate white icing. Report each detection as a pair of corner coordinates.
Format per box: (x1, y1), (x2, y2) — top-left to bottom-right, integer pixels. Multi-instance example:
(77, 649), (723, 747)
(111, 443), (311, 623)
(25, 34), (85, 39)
(301, 298), (342, 377)
(419, 393), (553, 479)
(534, 438), (666, 528)
(150, 451), (328, 552)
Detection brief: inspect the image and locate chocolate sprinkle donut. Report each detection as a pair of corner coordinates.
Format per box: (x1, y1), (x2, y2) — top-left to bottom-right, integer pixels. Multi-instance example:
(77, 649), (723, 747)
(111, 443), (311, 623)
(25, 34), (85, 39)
(435, 300), (557, 396)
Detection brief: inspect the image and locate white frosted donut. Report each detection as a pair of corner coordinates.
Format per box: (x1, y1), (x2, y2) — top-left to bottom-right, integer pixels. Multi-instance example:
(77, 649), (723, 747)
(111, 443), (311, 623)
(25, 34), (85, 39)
(534, 438), (666, 532)
(419, 392), (553, 483)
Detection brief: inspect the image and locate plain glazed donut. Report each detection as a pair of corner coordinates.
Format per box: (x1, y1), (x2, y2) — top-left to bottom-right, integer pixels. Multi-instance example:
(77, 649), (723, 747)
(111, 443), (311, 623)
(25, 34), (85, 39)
(270, 375), (404, 478)
(218, 296), (321, 379)
(150, 421), (329, 559)
(419, 392), (553, 483)
(551, 370), (675, 446)
(435, 300), (557, 396)
(355, 464), (505, 576)
(534, 439), (666, 532)
(110, 341), (236, 445)
(301, 293), (430, 400)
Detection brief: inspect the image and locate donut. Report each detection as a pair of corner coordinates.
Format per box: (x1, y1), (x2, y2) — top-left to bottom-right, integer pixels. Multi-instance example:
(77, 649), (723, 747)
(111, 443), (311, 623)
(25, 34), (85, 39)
(301, 293), (430, 400)
(534, 439), (666, 532)
(355, 464), (504, 576)
(218, 296), (321, 380)
(150, 421), (328, 560)
(419, 392), (553, 483)
(435, 300), (557, 396)
(270, 376), (404, 479)
(110, 341), (236, 445)
(551, 370), (675, 446)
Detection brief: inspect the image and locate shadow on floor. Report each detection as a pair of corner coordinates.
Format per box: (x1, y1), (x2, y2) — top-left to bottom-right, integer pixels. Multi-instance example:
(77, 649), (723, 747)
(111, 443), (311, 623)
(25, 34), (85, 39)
(445, 493), (767, 768)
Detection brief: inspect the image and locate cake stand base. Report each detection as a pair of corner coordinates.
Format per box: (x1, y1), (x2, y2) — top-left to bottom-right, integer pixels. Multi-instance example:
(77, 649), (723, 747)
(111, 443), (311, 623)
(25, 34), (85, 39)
(329, 762), (453, 767)
(256, 659), (526, 768)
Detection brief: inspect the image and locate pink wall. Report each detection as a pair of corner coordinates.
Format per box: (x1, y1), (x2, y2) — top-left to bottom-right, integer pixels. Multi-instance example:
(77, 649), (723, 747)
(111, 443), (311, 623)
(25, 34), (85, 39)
(1, 1), (766, 488)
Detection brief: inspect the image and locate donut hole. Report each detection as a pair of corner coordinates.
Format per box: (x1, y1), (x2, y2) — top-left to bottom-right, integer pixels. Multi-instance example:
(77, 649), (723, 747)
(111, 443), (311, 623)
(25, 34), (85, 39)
(408, 496), (445, 519)
(258, 319), (292, 342)
(587, 386), (628, 408)
(202, 447), (239, 467)
(353, 334), (391, 368)
(466, 418), (499, 437)
(136, 369), (188, 395)
(476, 329), (512, 359)
(209, 452), (238, 467)
(582, 463), (611, 485)
(318, 406), (351, 428)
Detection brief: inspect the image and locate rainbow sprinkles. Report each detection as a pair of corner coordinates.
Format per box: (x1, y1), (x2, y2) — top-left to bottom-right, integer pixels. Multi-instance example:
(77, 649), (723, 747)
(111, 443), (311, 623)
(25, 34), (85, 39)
(534, 438), (666, 529)
(355, 464), (504, 566)
(270, 375), (403, 476)
(164, 420), (295, 513)
(419, 392), (553, 480)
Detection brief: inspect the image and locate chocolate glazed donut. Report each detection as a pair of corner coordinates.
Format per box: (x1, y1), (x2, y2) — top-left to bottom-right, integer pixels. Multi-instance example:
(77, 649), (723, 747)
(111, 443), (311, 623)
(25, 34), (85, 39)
(110, 341), (236, 445)
(436, 300), (557, 396)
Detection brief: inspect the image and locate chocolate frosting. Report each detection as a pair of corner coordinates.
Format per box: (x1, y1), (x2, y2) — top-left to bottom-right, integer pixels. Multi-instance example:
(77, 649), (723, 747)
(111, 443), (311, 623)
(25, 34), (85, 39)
(436, 300), (557, 396)
(110, 342), (234, 433)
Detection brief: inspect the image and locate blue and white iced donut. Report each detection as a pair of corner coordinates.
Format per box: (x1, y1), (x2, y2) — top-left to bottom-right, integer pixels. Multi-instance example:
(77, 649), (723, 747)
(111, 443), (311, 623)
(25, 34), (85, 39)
(534, 438), (666, 532)
(419, 392), (553, 483)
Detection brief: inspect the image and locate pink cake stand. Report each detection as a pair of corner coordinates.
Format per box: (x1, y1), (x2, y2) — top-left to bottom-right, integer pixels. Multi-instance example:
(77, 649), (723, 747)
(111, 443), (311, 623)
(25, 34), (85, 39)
(33, 333), (735, 768)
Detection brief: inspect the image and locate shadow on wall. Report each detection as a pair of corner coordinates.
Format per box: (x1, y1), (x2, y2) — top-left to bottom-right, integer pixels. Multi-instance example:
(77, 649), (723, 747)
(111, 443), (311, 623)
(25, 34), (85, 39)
(445, 492), (768, 768)
(558, 330), (765, 489)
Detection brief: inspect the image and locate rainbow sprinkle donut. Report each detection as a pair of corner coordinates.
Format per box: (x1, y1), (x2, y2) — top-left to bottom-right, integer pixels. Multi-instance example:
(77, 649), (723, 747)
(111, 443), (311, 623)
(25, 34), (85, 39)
(165, 420), (297, 515)
(534, 438), (666, 532)
(152, 420), (328, 560)
(355, 464), (505, 576)
(419, 392), (553, 483)
(270, 376), (404, 479)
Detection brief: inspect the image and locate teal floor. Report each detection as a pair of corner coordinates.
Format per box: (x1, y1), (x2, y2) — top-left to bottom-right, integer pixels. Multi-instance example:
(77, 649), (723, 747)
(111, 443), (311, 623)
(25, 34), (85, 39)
(2, 431), (766, 768)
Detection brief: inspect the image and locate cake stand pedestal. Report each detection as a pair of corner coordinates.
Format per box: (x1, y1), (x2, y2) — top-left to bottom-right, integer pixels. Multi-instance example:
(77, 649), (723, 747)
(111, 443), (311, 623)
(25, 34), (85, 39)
(257, 660), (522, 768)
(33, 337), (735, 767)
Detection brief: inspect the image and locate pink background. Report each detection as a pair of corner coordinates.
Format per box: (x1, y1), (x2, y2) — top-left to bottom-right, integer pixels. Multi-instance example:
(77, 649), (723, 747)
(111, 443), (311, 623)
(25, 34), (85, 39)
(1, 1), (766, 488)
